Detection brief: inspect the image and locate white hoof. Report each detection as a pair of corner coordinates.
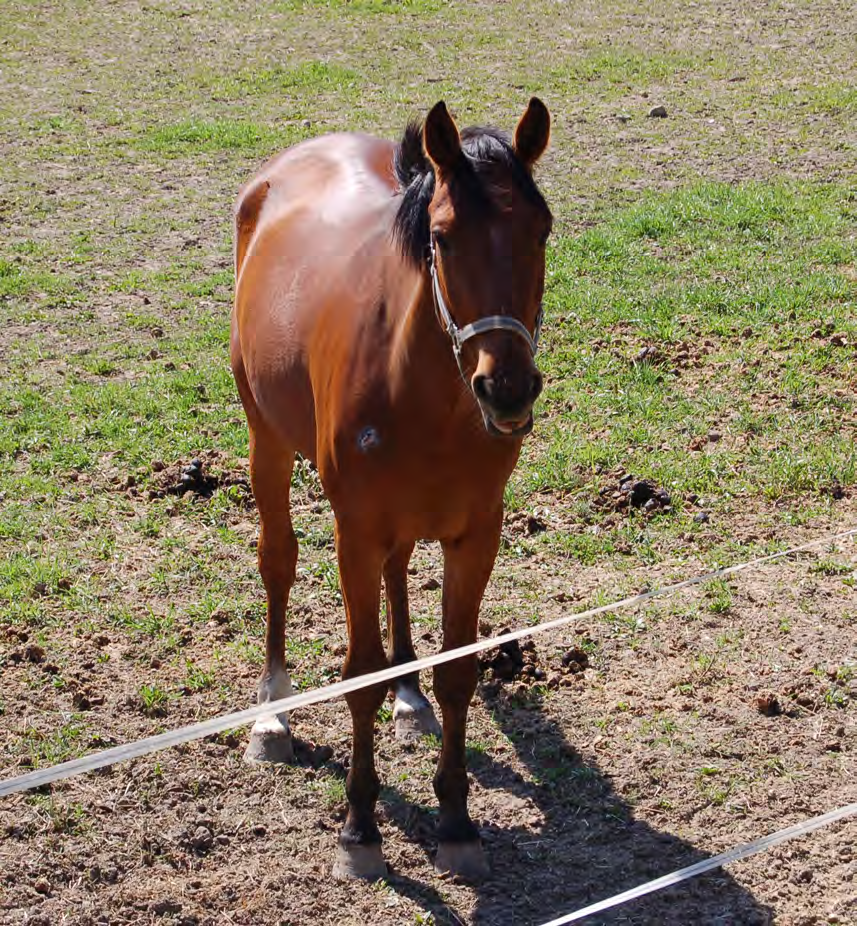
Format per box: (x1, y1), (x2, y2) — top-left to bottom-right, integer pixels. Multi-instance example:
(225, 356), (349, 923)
(393, 689), (441, 743)
(244, 714), (295, 764)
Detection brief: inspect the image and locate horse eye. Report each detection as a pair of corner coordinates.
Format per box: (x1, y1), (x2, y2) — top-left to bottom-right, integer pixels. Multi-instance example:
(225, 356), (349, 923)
(432, 230), (449, 251)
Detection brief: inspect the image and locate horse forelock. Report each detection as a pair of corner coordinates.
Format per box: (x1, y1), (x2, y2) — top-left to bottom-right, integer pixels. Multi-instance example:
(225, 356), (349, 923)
(392, 120), (549, 268)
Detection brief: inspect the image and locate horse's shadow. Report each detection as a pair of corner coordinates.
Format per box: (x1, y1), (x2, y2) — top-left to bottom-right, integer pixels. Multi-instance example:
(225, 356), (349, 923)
(374, 682), (774, 926)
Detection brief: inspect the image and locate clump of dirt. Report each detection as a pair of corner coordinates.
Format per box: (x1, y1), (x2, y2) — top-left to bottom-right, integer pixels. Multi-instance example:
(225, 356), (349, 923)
(479, 633), (546, 684)
(479, 631), (525, 682)
(146, 453), (252, 503)
(595, 473), (673, 516)
(630, 340), (710, 371)
(504, 510), (549, 536)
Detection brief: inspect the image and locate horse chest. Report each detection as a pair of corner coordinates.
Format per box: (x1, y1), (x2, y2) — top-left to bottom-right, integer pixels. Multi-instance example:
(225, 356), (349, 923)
(323, 414), (516, 541)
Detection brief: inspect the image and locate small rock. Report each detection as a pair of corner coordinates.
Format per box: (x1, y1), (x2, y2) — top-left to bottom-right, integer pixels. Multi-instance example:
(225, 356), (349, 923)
(301, 119), (312, 128)
(493, 652), (518, 680)
(694, 512), (710, 524)
(526, 514), (547, 535)
(190, 826), (213, 852)
(707, 431), (722, 442)
(754, 692), (781, 716)
(629, 481), (657, 508)
(561, 647), (590, 670)
(634, 345), (659, 365)
(648, 105), (668, 118)
(24, 644), (45, 664)
(420, 577), (441, 592)
(33, 877), (51, 895)
(72, 691), (92, 711)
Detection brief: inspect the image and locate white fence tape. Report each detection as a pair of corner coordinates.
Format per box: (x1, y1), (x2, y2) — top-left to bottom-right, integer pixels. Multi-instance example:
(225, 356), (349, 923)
(1, 526), (855, 799)
(538, 801), (857, 924)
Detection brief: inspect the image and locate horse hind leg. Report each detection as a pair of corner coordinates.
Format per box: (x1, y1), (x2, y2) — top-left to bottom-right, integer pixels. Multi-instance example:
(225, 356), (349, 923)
(384, 544), (441, 743)
(243, 416), (298, 765)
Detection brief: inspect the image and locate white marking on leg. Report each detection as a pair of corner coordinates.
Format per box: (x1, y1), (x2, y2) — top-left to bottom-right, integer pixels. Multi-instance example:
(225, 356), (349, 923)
(393, 685), (431, 719)
(252, 666), (294, 736)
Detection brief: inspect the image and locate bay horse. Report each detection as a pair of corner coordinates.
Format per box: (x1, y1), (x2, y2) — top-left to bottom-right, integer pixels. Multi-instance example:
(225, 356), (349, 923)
(231, 98), (552, 880)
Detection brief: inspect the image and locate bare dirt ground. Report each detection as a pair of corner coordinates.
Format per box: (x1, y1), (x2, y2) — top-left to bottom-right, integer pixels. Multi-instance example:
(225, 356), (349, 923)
(1, 0), (856, 924)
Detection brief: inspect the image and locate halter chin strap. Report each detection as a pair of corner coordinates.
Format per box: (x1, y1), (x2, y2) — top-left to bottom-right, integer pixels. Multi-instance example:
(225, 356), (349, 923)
(429, 242), (543, 370)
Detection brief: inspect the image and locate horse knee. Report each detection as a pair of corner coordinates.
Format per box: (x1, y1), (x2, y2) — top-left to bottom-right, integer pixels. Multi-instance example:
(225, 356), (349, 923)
(258, 526), (298, 591)
(433, 656), (478, 710)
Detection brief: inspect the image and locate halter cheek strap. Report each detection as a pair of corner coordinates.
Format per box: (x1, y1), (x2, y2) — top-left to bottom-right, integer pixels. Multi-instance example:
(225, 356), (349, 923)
(429, 242), (543, 367)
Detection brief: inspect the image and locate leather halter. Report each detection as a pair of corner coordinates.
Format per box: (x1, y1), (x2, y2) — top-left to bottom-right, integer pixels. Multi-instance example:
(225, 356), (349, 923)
(429, 240), (543, 375)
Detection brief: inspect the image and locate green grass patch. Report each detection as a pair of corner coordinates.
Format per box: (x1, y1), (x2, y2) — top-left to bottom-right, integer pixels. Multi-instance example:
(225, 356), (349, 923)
(277, 0), (448, 13)
(136, 119), (308, 156)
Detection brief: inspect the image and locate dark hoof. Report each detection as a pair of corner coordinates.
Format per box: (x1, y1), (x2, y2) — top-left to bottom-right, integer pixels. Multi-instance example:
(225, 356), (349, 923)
(332, 842), (387, 881)
(243, 716), (295, 765)
(435, 841), (489, 881)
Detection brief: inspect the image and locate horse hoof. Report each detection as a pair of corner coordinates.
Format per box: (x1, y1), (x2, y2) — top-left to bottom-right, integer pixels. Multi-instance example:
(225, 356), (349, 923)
(243, 716), (295, 765)
(332, 843), (387, 881)
(395, 705), (442, 743)
(435, 841), (489, 881)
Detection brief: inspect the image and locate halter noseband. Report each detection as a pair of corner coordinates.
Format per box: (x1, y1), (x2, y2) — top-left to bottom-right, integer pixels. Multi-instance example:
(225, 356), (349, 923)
(428, 241), (543, 373)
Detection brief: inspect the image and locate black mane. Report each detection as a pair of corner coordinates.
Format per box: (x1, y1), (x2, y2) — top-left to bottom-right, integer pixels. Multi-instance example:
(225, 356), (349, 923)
(392, 120), (548, 267)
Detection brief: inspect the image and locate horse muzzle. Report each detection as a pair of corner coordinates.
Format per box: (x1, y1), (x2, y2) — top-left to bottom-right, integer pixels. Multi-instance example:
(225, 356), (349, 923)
(472, 367), (542, 439)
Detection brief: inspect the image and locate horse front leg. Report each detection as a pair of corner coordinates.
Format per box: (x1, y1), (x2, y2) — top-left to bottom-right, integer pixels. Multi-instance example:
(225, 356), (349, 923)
(433, 510), (502, 880)
(332, 523), (389, 880)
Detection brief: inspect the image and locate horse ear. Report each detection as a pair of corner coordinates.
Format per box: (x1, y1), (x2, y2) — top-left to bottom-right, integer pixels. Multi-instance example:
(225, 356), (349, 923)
(423, 101), (462, 175)
(514, 97), (551, 168)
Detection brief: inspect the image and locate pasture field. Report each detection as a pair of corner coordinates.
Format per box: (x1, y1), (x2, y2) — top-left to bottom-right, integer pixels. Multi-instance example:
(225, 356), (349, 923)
(1, 0), (856, 923)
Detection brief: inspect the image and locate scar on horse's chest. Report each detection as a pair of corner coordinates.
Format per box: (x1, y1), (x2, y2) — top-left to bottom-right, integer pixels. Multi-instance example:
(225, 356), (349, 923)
(357, 426), (381, 453)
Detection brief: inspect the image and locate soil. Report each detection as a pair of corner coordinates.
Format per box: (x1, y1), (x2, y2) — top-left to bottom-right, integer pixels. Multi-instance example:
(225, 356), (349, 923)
(1, 474), (855, 925)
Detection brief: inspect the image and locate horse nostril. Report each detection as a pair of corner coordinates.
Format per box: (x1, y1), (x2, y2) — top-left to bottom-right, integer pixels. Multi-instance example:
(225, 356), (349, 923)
(531, 371), (544, 402)
(472, 374), (492, 402)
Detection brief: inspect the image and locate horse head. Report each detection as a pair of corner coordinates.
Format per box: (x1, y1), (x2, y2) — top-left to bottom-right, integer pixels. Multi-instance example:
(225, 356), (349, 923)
(422, 98), (552, 437)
